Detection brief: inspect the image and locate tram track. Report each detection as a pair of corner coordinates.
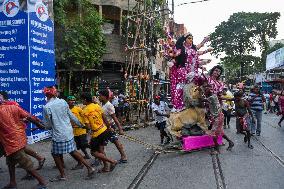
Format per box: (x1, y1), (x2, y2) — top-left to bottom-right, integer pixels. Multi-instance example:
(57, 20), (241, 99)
(125, 116), (282, 189)
(127, 152), (160, 189)
(252, 117), (284, 167)
(252, 136), (284, 168)
(211, 152), (227, 189)
(127, 149), (228, 189)
(122, 132), (229, 189)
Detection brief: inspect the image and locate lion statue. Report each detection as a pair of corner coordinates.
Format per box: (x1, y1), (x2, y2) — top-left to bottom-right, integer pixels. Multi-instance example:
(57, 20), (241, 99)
(167, 83), (208, 138)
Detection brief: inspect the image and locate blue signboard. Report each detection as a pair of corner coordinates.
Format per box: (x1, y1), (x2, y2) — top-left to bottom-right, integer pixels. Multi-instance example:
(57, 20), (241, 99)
(0, 0), (55, 143)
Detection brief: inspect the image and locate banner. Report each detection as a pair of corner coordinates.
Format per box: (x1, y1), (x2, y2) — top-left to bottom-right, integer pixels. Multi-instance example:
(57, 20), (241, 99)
(266, 47), (284, 71)
(0, 0), (55, 143)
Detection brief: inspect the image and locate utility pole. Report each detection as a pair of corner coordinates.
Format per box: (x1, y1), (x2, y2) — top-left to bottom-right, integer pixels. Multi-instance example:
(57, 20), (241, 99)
(172, 0), (174, 19)
(78, 0), (82, 21)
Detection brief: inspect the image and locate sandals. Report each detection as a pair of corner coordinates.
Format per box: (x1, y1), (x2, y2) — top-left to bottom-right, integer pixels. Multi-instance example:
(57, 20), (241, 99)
(91, 159), (102, 167)
(244, 136), (248, 143)
(98, 162), (117, 173)
(98, 168), (110, 173)
(226, 142), (234, 151)
(118, 159), (128, 164)
(49, 176), (67, 182)
(248, 144), (254, 149)
(85, 168), (96, 180)
(36, 158), (46, 170)
(21, 173), (34, 180)
(1, 185), (17, 189)
(71, 164), (84, 170)
(34, 184), (48, 189)
(109, 162), (117, 172)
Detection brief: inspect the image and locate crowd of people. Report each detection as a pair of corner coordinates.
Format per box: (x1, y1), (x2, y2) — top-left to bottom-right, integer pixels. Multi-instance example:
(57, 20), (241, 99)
(152, 30), (284, 155)
(1, 29), (284, 189)
(152, 82), (284, 150)
(0, 88), (128, 189)
(0, 81), (282, 188)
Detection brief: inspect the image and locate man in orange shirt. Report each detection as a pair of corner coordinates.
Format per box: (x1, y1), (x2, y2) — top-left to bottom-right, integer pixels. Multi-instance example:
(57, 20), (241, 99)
(0, 91), (46, 173)
(0, 95), (47, 189)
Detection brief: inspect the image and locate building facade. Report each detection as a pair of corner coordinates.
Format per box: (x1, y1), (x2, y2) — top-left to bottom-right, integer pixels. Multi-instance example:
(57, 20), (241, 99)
(90, 0), (137, 91)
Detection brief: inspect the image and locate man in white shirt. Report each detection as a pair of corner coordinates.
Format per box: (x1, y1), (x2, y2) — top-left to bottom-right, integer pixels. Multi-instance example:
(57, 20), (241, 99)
(152, 96), (171, 145)
(263, 91), (270, 114)
(42, 86), (95, 181)
(111, 91), (119, 107)
(99, 90), (127, 164)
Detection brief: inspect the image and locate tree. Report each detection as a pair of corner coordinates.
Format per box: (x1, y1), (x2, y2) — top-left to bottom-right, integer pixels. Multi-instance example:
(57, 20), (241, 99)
(267, 42), (284, 55)
(54, 0), (105, 69)
(210, 12), (280, 81)
(250, 12), (280, 70)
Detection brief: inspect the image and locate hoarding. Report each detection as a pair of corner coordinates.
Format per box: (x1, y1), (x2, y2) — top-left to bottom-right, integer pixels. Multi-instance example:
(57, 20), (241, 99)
(266, 47), (284, 70)
(0, 0), (55, 143)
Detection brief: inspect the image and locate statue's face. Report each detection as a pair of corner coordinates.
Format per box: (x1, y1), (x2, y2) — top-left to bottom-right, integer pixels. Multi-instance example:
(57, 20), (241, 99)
(191, 87), (201, 99)
(212, 68), (221, 78)
(167, 37), (172, 44)
(186, 36), (193, 45)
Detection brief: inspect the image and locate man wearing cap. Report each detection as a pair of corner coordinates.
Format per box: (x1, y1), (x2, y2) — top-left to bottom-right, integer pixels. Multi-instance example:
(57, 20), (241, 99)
(42, 86), (95, 181)
(67, 96), (91, 169)
(152, 95), (171, 145)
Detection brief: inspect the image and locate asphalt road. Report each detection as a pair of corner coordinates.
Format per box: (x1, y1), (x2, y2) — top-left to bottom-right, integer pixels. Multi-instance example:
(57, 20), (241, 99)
(0, 113), (283, 189)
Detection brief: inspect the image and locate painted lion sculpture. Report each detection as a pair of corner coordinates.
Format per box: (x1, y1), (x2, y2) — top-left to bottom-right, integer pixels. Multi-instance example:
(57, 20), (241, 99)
(167, 83), (208, 138)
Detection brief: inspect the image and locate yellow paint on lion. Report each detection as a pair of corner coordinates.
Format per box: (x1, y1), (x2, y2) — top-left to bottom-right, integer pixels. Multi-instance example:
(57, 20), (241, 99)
(167, 108), (207, 137)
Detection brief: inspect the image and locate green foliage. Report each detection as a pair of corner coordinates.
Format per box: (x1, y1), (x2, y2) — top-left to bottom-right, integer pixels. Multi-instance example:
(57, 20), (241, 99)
(210, 12), (280, 81)
(267, 42), (284, 55)
(54, 0), (105, 69)
(54, 0), (68, 25)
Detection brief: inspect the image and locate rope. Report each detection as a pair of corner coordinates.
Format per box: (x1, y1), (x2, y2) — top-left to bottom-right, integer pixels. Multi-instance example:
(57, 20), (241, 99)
(120, 133), (183, 154)
(120, 134), (163, 151)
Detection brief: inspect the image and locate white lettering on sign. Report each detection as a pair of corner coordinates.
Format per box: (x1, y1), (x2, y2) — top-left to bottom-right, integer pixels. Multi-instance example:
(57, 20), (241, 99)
(9, 69), (19, 73)
(0, 61), (12, 66)
(33, 89), (43, 94)
(34, 112), (43, 117)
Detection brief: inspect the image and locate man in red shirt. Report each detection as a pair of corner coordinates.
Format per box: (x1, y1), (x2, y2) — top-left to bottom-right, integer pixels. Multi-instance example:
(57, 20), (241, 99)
(0, 91), (46, 172)
(0, 95), (47, 189)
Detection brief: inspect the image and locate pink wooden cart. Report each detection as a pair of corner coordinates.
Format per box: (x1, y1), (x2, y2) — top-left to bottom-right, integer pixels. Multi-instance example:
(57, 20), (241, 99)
(182, 135), (223, 151)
